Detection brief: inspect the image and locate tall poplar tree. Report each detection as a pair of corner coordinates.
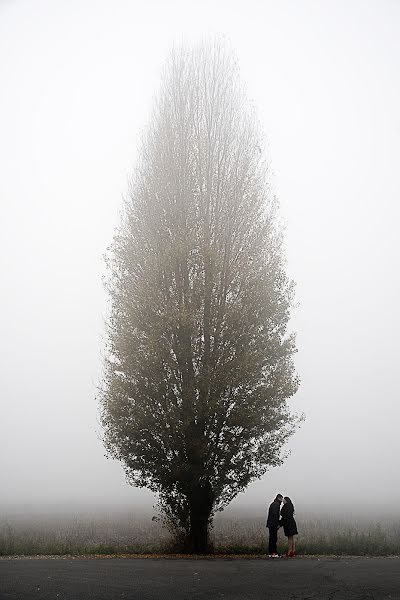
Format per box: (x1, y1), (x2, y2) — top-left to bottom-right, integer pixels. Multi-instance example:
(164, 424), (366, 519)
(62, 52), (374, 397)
(100, 41), (299, 553)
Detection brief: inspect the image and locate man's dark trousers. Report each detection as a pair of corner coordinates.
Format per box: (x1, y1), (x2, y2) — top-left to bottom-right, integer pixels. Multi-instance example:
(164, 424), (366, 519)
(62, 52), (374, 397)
(268, 527), (278, 555)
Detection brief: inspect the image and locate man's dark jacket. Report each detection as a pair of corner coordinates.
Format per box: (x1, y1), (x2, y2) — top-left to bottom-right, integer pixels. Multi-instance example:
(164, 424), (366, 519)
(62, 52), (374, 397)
(266, 498), (281, 529)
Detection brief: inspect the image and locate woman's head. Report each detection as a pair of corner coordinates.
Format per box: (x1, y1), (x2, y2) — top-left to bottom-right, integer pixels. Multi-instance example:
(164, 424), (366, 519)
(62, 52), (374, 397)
(284, 496), (294, 510)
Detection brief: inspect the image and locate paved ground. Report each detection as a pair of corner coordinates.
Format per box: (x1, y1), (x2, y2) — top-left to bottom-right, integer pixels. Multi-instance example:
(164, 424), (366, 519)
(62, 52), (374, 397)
(0, 556), (399, 599)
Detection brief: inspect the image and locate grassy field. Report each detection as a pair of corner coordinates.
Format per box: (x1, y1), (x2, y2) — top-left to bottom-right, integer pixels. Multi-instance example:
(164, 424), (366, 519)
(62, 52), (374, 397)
(0, 508), (398, 556)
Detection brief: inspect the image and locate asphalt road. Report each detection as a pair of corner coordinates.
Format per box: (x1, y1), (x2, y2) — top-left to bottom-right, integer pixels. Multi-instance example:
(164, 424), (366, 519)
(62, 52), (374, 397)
(0, 556), (399, 600)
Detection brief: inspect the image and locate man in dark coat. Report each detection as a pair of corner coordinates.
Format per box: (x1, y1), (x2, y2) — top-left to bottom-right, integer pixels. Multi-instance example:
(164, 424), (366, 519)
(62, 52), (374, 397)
(266, 493), (283, 557)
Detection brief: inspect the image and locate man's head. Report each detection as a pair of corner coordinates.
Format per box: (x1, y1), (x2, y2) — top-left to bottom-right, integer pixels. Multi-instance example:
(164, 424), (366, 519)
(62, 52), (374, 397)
(275, 494), (283, 503)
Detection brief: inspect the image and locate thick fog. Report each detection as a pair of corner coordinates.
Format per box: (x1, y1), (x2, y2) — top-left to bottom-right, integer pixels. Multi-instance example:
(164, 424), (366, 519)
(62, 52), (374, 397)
(1, 0), (399, 517)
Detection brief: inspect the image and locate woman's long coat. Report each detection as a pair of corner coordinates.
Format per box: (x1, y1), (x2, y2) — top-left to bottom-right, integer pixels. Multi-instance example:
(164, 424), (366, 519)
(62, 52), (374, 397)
(280, 504), (298, 537)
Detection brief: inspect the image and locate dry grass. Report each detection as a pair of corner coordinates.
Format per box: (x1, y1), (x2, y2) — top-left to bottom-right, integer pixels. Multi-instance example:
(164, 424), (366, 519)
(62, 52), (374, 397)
(0, 509), (398, 557)
(212, 515), (400, 556)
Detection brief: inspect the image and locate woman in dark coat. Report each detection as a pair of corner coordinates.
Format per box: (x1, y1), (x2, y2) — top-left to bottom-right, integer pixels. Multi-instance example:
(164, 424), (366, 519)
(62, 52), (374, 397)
(280, 496), (298, 557)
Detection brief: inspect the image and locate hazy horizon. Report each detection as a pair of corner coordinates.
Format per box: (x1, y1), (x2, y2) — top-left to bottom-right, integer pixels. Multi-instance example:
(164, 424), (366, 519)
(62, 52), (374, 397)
(1, 1), (399, 516)
(1, 500), (398, 520)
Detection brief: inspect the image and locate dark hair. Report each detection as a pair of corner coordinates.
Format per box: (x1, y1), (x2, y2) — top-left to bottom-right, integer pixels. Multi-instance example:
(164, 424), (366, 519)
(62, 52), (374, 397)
(275, 493), (283, 501)
(284, 496), (295, 512)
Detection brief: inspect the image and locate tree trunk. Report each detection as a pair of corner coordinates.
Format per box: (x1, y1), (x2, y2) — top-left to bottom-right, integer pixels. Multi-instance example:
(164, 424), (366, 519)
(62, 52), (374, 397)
(188, 481), (214, 553)
(189, 513), (210, 554)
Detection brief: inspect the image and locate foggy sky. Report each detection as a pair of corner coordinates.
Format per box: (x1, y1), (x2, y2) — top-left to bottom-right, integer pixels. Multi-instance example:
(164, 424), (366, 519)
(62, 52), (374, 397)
(1, 0), (399, 514)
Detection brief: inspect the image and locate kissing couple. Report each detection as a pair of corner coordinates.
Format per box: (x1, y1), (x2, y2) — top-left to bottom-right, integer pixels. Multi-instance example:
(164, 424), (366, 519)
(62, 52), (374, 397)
(266, 493), (298, 557)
